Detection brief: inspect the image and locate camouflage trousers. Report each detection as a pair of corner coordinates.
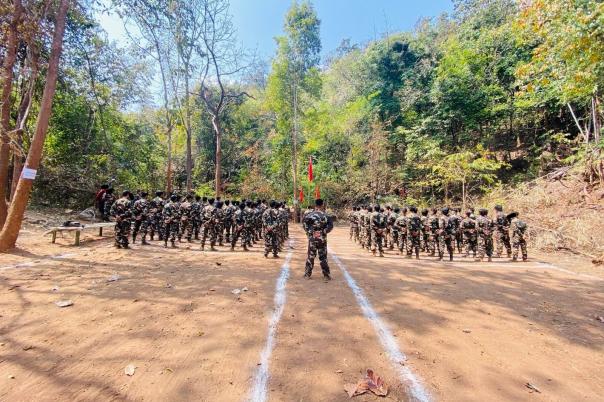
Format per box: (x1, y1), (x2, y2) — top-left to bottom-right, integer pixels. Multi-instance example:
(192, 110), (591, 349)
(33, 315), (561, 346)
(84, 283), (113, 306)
(115, 219), (131, 247)
(179, 218), (193, 241)
(463, 232), (478, 257)
(305, 238), (329, 277)
(132, 216), (149, 238)
(191, 218), (201, 240)
(201, 223), (217, 248)
(163, 220), (179, 243)
(349, 224), (357, 240)
(495, 229), (512, 257)
(389, 230), (399, 250)
(407, 233), (421, 258)
(364, 228), (372, 250)
(150, 213), (163, 240)
(438, 233), (454, 260)
(455, 232), (463, 253)
(264, 230), (278, 256)
(477, 233), (493, 259)
(396, 232), (407, 253)
(512, 234), (527, 260)
(231, 225), (249, 249)
(224, 221), (232, 242)
(421, 231), (430, 252)
(371, 230), (385, 253)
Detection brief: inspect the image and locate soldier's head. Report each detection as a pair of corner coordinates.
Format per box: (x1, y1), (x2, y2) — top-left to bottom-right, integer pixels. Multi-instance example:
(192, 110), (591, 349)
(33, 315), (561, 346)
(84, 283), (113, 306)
(386, 206), (392, 211)
(224, 200), (230, 205)
(374, 205), (380, 212)
(494, 204), (503, 212)
(431, 207), (438, 215)
(246, 200), (253, 207)
(170, 194), (178, 202)
(141, 191), (149, 199)
(155, 190), (164, 197)
(216, 196), (222, 202)
(270, 200), (277, 208)
(216, 201), (223, 208)
(101, 184), (109, 190)
(402, 207), (408, 214)
(240, 202), (246, 210)
(394, 207), (400, 213)
(202, 196), (208, 203)
(479, 208), (488, 216)
(122, 190), (130, 198)
(107, 187), (114, 194)
(195, 195), (201, 201)
(315, 198), (325, 210)
(208, 198), (215, 205)
(410, 206), (418, 214)
(421, 208), (428, 216)
(185, 194), (192, 200)
(470, 207), (475, 213)
(441, 207), (449, 216)
(465, 210), (472, 217)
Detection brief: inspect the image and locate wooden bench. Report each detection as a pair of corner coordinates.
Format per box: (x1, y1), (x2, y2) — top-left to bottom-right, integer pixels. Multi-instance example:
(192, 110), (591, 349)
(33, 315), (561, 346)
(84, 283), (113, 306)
(45, 222), (115, 246)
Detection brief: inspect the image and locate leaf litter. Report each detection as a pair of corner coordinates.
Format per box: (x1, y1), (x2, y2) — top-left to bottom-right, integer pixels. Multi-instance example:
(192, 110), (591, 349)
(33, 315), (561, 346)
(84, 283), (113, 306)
(344, 369), (389, 398)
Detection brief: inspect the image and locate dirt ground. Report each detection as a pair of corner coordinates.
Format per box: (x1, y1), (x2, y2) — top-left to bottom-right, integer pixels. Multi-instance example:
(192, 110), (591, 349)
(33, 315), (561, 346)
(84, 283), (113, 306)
(1, 217), (603, 401)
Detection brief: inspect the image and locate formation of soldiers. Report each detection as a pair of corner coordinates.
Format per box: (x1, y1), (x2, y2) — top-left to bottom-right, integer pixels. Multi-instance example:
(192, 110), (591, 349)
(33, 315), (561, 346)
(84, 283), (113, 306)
(101, 189), (290, 256)
(348, 204), (528, 262)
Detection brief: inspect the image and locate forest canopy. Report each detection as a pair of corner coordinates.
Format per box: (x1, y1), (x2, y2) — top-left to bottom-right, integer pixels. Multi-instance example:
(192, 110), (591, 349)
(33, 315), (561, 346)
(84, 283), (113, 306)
(1, 0), (603, 212)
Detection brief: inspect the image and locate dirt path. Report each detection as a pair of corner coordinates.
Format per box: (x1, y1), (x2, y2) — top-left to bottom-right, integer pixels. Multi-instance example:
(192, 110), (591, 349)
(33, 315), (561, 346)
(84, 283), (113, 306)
(1, 224), (603, 401)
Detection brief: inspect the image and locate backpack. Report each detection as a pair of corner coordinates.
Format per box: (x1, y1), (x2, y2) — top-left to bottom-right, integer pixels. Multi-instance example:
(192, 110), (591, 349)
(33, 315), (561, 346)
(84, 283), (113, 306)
(515, 220), (527, 234)
(409, 215), (422, 232)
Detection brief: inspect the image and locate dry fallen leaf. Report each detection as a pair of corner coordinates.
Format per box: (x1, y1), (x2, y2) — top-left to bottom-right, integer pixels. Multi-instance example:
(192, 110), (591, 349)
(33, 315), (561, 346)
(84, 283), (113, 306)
(344, 369), (388, 398)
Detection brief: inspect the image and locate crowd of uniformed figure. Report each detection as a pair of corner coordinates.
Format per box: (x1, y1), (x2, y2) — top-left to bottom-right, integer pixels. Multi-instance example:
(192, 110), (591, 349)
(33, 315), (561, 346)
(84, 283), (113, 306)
(347, 204), (528, 262)
(97, 189), (290, 257)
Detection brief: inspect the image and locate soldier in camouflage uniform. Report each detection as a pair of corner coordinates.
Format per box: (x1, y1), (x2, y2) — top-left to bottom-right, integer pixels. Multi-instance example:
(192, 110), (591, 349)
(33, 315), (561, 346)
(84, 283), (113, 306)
(131, 191), (150, 245)
(371, 205), (388, 257)
(358, 206), (367, 248)
(102, 188), (116, 222)
(200, 198), (216, 251)
(348, 207), (358, 241)
(461, 210), (478, 258)
(162, 194), (181, 248)
(437, 207), (455, 261)
(508, 212), (528, 261)
(110, 191), (132, 249)
(190, 195), (202, 240)
(214, 200), (225, 247)
(262, 200), (280, 257)
(179, 194), (193, 242)
(476, 208), (494, 262)
(406, 206), (422, 259)
(494, 205), (512, 258)
(451, 208), (463, 253)
(230, 201), (249, 251)
(393, 207), (408, 254)
(420, 209), (430, 253)
(223, 200), (235, 242)
(243, 201), (255, 248)
(428, 208), (441, 257)
(149, 191), (165, 241)
(387, 207), (399, 250)
(363, 206), (372, 251)
(303, 199), (334, 281)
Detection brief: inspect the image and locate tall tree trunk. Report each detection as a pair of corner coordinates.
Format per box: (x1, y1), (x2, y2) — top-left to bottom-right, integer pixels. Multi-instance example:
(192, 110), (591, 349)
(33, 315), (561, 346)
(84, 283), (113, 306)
(292, 79), (299, 221)
(0, 0), (69, 252)
(212, 116), (222, 197)
(166, 123), (173, 194)
(185, 76), (192, 192)
(0, 0), (23, 227)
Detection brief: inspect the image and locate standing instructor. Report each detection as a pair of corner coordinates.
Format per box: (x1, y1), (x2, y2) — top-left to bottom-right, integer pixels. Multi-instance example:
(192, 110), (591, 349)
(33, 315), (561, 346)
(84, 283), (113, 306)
(303, 198), (333, 281)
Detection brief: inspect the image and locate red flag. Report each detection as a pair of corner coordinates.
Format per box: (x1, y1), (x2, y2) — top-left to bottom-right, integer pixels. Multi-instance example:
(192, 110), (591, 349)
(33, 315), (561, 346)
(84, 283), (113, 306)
(315, 185), (320, 199)
(299, 188), (304, 203)
(308, 156), (313, 182)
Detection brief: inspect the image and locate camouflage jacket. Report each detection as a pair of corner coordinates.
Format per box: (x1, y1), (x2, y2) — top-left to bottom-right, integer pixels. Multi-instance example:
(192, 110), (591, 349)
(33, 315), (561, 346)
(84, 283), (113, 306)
(476, 215), (493, 236)
(303, 210), (333, 241)
(110, 197), (131, 220)
(150, 196), (165, 215)
(262, 209), (279, 232)
(162, 201), (181, 223)
(132, 198), (149, 220)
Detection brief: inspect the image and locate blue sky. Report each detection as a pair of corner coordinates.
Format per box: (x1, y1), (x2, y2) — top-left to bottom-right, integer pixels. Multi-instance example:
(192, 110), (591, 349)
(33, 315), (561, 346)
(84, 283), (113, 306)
(98, 0), (454, 61)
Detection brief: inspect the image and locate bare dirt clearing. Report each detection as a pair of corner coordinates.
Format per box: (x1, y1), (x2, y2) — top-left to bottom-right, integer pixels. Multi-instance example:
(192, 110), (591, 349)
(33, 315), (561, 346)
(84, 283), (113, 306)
(1, 222), (603, 401)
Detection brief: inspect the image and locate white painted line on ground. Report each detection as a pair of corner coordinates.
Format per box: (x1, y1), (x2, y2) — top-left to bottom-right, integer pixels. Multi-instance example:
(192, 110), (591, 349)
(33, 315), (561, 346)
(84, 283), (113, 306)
(535, 262), (602, 281)
(248, 240), (294, 402)
(0, 252), (79, 271)
(330, 250), (431, 402)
